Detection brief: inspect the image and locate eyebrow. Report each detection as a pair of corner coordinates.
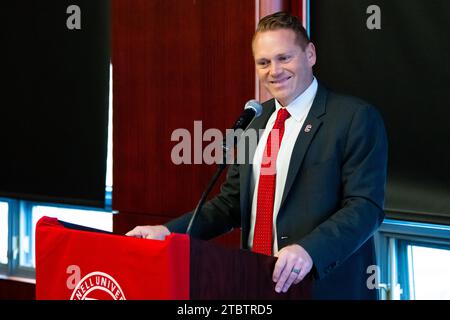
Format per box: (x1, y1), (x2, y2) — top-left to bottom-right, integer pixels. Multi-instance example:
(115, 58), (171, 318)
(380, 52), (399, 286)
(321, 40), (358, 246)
(255, 52), (292, 62)
(255, 52), (294, 61)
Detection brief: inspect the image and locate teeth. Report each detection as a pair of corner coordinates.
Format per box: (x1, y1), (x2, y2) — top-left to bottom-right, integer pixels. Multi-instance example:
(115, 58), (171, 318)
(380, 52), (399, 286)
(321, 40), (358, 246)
(271, 77), (290, 84)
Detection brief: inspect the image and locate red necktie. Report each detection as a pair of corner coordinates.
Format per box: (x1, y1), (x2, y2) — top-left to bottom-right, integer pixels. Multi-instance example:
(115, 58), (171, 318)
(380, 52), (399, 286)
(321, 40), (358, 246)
(253, 108), (291, 256)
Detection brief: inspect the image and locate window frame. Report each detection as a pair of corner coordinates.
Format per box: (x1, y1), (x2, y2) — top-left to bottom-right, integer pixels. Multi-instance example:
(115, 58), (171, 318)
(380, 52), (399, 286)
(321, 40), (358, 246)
(377, 218), (450, 300)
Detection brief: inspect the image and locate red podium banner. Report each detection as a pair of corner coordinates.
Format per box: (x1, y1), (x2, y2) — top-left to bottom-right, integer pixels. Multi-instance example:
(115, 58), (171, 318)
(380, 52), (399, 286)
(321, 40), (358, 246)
(36, 216), (312, 300)
(35, 216), (189, 300)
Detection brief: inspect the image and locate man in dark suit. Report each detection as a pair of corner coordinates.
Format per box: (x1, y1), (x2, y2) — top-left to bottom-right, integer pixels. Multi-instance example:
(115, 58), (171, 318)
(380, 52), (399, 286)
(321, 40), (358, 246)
(127, 11), (387, 299)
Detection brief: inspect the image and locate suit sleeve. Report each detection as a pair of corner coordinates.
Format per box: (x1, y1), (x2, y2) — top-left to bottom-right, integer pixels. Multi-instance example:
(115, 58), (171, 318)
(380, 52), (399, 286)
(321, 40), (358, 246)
(298, 104), (388, 279)
(164, 163), (241, 240)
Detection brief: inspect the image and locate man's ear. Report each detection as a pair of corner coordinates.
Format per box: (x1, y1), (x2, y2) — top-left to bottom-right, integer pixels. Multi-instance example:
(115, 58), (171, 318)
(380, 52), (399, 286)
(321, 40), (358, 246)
(305, 42), (317, 67)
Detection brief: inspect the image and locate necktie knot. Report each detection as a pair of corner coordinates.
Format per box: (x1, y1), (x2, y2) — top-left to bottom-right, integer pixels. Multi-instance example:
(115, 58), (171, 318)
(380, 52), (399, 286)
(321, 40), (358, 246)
(274, 108), (291, 128)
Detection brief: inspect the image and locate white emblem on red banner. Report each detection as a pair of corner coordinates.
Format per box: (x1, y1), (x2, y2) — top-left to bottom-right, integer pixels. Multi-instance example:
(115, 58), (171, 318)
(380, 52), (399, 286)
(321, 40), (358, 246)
(70, 271), (126, 300)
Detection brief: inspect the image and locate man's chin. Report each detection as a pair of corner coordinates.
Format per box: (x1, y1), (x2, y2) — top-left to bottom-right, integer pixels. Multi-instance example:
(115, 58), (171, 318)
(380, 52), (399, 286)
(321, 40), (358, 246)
(272, 94), (289, 105)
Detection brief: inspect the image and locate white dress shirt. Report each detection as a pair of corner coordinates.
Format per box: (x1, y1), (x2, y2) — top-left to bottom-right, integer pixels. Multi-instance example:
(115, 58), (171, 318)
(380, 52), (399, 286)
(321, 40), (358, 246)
(248, 77), (318, 254)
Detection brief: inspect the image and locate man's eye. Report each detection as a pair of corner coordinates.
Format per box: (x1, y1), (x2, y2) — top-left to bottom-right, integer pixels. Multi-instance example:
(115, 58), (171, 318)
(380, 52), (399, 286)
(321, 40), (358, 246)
(279, 56), (290, 62)
(257, 61), (269, 67)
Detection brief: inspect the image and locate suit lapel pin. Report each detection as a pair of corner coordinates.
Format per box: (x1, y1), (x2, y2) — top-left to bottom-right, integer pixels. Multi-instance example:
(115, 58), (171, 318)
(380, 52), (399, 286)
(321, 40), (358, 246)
(304, 124), (312, 132)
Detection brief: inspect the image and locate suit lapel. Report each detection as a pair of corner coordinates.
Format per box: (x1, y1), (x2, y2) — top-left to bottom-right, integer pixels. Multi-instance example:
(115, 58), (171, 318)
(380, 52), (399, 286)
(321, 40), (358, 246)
(280, 84), (328, 207)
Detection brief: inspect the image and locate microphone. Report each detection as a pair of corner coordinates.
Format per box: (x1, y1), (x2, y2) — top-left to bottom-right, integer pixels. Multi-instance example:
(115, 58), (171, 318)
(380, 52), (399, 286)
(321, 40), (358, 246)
(186, 100), (263, 236)
(223, 100), (263, 154)
(230, 100), (263, 131)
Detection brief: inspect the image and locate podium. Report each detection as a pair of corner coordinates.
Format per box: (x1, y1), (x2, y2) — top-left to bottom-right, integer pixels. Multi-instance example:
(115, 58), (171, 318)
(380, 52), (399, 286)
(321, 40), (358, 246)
(35, 216), (312, 300)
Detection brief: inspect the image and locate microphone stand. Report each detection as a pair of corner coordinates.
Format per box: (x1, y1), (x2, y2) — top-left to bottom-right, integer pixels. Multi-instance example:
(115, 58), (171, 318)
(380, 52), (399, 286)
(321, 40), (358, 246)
(185, 162), (227, 236)
(185, 141), (232, 235)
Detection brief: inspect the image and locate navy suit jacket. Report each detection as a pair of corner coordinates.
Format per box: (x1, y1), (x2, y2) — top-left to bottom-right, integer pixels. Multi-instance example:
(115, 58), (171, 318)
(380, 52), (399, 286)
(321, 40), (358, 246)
(166, 83), (388, 299)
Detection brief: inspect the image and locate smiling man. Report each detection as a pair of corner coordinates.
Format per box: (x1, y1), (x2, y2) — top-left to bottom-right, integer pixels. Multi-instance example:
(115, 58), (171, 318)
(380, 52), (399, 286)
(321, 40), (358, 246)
(127, 12), (388, 299)
(253, 22), (315, 107)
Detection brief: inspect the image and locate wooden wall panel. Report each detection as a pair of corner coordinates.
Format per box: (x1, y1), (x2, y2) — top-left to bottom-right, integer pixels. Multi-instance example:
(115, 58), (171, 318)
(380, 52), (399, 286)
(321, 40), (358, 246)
(289, 0), (304, 22)
(112, 0), (255, 242)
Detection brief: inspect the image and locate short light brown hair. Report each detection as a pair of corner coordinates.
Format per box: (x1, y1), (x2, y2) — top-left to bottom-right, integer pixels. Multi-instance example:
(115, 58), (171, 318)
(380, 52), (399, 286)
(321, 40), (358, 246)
(253, 11), (310, 50)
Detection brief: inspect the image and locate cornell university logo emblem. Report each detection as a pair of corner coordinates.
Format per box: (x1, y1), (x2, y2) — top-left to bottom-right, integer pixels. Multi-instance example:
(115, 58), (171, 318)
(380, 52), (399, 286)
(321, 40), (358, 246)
(70, 271), (126, 300)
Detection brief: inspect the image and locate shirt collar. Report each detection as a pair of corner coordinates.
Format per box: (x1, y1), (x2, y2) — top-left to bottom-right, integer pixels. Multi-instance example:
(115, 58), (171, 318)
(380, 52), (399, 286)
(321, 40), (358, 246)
(274, 77), (318, 122)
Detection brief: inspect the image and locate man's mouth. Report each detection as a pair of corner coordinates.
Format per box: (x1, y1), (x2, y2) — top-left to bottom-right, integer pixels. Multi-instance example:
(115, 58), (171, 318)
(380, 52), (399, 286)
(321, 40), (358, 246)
(270, 76), (292, 84)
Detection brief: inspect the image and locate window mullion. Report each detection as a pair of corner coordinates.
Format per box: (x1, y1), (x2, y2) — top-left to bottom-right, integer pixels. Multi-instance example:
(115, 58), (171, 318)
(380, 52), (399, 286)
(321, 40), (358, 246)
(7, 199), (20, 276)
(396, 239), (411, 300)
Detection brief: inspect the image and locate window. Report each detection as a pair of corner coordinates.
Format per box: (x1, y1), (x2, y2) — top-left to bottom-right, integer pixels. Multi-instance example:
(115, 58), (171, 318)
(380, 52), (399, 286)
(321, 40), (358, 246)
(20, 205), (113, 269)
(0, 201), (8, 265)
(408, 245), (450, 299)
(106, 63), (113, 189)
(1, 200), (113, 279)
(377, 219), (450, 300)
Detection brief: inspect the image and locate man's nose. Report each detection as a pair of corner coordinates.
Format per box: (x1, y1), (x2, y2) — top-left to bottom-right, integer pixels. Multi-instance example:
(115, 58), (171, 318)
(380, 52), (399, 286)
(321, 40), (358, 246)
(269, 61), (282, 77)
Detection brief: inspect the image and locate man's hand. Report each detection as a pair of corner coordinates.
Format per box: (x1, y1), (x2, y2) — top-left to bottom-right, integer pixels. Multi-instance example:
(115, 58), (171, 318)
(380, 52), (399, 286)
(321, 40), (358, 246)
(272, 244), (313, 293)
(125, 225), (171, 240)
